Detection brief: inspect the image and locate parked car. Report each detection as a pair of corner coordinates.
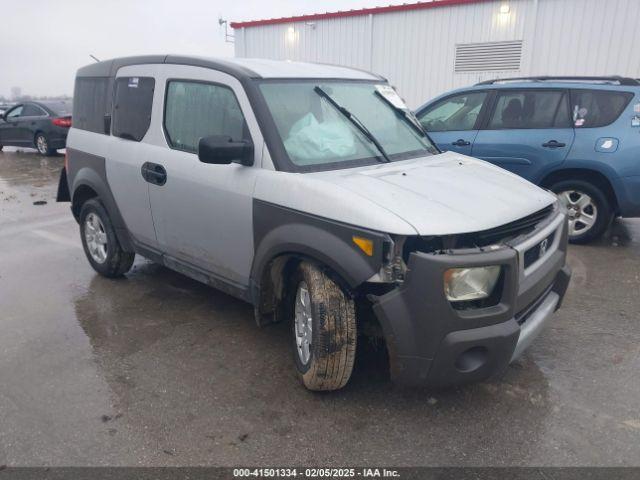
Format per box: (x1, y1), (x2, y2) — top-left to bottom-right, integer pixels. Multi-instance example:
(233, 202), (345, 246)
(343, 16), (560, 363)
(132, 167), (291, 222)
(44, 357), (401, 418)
(58, 56), (571, 391)
(415, 77), (640, 243)
(0, 100), (72, 155)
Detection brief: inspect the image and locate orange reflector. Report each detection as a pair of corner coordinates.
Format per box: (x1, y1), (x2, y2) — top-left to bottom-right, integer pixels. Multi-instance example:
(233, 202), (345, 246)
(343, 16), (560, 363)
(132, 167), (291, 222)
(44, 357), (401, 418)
(352, 236), (374, 256)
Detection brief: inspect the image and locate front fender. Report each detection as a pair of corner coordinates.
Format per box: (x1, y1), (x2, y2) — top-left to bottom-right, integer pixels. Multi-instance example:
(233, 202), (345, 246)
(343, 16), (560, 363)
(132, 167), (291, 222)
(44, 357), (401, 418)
(250, 200), (390, 301)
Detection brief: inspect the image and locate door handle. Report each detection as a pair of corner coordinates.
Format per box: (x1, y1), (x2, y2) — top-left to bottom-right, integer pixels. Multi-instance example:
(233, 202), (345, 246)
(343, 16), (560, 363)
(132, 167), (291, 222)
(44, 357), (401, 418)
(542, 140), (566, 148)
(141, 162), (167, 186)
(452, 139), (471, 147)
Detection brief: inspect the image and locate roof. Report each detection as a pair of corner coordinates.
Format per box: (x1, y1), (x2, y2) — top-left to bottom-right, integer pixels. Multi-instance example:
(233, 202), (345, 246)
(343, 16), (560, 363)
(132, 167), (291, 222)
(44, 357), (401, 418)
(76, 55), (381, 81)
(35, 100), (73, 106)
(476, 75), (640, 86)
(230, 0), (490, 29)
(226, 58), (380, 79)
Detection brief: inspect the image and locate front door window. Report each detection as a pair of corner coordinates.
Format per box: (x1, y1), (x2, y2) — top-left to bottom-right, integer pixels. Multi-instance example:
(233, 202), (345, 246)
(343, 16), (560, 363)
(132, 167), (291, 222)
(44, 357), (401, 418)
(418, 92), (487, 132)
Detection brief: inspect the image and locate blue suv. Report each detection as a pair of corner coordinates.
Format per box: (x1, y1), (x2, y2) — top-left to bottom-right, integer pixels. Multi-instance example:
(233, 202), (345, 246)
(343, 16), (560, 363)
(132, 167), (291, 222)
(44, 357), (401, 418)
(416, 76), (640, 243)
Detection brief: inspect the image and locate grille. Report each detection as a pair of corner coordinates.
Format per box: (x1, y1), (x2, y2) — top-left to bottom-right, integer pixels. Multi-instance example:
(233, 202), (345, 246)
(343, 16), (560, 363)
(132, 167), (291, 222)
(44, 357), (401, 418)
(460, 204), (554, 248)
(455, 41), (523, 73)
(524, 231), (555, 269)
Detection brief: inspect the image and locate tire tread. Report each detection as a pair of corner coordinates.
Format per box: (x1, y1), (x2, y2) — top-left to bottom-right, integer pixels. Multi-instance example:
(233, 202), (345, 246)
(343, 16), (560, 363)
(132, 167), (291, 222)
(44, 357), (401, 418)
(298, 262), (356, 391)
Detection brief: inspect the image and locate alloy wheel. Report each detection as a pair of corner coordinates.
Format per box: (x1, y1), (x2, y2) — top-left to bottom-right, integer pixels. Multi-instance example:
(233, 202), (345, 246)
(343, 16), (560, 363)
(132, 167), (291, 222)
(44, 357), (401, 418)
(36, 135), (48, 155)
(558, 190), (598, 238)
(294, 281), (313, 365)
(84, 213), (108, 263)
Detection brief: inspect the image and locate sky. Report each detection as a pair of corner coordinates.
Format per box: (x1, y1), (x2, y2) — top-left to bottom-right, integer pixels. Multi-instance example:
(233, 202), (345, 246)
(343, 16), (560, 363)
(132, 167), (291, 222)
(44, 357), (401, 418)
(0, 0), (412, 98)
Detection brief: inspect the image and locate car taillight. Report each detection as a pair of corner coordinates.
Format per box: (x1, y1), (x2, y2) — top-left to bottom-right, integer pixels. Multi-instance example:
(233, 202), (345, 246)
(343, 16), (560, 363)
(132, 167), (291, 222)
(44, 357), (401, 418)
(52, 117), (72, 128)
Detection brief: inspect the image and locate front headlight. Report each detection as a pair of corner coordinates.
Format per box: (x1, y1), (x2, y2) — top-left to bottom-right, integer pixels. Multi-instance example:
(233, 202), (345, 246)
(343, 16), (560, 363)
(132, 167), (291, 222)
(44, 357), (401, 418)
(444, 266), (501, 302)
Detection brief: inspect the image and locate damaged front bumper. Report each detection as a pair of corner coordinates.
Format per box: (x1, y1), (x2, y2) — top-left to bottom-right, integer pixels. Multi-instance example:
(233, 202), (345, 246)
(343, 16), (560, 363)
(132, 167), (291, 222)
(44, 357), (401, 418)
(372, 210), (572, 388)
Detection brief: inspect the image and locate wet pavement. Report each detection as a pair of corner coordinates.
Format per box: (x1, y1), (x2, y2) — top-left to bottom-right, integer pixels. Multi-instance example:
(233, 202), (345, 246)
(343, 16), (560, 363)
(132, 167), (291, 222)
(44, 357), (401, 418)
(0, 148), (639, 467)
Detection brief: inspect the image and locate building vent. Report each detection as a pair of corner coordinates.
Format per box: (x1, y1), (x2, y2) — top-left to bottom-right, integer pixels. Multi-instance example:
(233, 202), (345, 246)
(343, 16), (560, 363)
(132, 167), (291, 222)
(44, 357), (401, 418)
(455, 40), (523, 73)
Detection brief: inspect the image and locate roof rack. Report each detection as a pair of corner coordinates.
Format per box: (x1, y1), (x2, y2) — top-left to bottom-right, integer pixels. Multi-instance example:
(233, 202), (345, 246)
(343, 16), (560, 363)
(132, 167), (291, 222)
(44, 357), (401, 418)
(476, 76), (640, 86)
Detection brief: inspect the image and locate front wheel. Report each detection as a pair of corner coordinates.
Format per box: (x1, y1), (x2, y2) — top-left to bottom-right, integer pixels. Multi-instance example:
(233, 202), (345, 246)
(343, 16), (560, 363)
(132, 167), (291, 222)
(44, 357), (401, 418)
(79, 199), (135, 277)
(35, 133), (55, 156)
(551, 179), (612, 244)
(290, 262), (357, 391)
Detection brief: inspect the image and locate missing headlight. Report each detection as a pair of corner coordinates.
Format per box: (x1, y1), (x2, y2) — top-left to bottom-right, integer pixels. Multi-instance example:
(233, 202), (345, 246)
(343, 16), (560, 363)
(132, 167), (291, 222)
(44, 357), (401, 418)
(369, 236), (407, 284)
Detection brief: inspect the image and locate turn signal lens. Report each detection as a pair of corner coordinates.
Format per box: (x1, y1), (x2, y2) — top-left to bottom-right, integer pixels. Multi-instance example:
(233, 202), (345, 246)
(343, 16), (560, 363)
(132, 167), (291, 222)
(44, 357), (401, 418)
(444, 266), (501, 302)
(352, 236), (374, 257)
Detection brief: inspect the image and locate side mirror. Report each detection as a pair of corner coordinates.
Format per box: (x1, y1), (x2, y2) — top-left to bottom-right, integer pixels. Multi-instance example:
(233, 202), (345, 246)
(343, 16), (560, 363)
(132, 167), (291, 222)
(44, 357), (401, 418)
(198, 135), (254, 166)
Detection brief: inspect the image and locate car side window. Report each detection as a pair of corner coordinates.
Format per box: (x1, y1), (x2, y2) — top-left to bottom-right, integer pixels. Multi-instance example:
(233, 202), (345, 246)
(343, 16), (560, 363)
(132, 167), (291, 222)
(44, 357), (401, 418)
(164, 80), (249, 153)
(488, 90), (570, 129)
(74, 77), (111, 134)
(22, 104), (46, 117)
(570, 89), (634, 128)
(417, 92), (487, 132)
(6, 106), (23, 118)
(112, 77), (155, 142)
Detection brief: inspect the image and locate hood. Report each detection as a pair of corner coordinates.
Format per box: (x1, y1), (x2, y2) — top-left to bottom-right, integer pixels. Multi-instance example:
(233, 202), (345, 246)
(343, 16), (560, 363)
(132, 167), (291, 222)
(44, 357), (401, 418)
(310, 151), (556, 236)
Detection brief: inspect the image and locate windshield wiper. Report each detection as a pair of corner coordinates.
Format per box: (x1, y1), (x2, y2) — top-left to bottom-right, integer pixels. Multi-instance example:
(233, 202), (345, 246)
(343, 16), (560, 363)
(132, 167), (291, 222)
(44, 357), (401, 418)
(373, 89), (428, 138)
(373, 90), (440, 154)
(314, 86), (391, 163)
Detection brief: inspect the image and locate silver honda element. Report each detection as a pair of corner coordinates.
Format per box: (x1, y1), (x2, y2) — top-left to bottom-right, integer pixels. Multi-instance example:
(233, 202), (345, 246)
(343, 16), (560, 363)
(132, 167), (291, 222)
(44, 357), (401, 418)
(58, 56), (571, 391)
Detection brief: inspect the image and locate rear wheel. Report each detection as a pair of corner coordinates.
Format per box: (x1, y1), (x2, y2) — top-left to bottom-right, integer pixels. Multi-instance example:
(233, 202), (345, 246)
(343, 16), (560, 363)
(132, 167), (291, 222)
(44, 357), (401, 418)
(551, 179), (612, 244)
(79, 199), (135, 277)
(35, 133), (55, 156)
(290, 262), (356, 391)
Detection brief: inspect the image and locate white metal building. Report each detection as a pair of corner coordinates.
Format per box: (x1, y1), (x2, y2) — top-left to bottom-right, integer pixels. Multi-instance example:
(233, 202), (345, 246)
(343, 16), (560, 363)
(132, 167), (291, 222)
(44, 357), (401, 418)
(232, 0), (640, 107)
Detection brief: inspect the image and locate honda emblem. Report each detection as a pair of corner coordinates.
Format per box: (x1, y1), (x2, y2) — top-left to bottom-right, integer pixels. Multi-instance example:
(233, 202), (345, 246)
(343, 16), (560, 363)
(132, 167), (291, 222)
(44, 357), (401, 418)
(539, 238), (549, 258)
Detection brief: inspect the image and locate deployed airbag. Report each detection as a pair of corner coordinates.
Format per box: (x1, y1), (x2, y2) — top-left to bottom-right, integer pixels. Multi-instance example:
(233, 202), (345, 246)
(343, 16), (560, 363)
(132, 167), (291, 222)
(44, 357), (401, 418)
(284, 113), (357, 164)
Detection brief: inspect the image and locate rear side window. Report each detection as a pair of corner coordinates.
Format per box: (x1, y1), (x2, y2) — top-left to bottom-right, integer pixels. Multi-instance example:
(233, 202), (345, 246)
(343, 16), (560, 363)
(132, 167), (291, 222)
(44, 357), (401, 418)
(418, 91), (487, 132)
(22, 104), (46, 116)
(571, 89), (633, 128)
(74, 77), (110, 134)
(112, 77), (155, 142)
(164, 80), (248, 153)
(488, 90), (570, 129)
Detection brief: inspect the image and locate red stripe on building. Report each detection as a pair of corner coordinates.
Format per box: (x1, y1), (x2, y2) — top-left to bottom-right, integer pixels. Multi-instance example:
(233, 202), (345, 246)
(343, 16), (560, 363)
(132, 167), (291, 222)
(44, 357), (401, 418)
(230, 0), (492, 29)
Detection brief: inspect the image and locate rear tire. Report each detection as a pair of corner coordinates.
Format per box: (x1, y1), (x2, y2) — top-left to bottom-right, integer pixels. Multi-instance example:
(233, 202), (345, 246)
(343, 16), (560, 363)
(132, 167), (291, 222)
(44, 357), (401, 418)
(289, 262), (356, 391)
(79, 199), (135, 277)
(35, 132), (55, 156)
(551, 179), (612, 244)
